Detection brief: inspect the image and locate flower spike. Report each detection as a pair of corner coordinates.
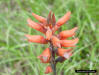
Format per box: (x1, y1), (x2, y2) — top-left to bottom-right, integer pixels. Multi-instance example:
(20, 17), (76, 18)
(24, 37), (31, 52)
(25, 35), (48, 44)
(32, 13), (46, 23)
(26, 11), (79, 74)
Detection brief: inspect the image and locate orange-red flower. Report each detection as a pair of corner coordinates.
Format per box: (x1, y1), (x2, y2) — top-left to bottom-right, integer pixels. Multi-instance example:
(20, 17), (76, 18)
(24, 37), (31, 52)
(25, 34), (48, 44)
(57, 48), (72, 59)
(52, 11), (71, 33)
(32, 13), (46, 23)
(60, 38), (79, 47)
(56, 11), (71, 26)
(45, 65), (53, 74)
(27, 18), (46, 33)
(59, 27), (78, 40)
(37, 48), (51, 63)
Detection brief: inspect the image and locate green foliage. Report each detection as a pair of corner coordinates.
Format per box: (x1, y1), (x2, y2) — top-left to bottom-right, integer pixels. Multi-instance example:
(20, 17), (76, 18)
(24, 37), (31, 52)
(0, 0), (99, 75)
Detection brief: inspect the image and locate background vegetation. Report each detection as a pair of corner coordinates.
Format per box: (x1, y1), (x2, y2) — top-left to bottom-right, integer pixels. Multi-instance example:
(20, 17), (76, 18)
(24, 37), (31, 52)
(0, 0), (99, 75)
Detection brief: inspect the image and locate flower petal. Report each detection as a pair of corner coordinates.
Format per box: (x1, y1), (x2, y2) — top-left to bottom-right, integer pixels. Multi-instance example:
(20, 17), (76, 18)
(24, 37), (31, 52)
(60, 38), (79, 47)
(37, 48), (51, 63)
(27, 18), (46, 33)
(25, 35), (48, 44)
(32, 13), (46, 23)
(59, 27), (78, 39)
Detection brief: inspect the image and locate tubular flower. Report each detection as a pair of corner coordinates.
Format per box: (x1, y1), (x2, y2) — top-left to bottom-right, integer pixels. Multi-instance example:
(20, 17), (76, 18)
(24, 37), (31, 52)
(27, 18), (46, 33)
(57, 48), (72, 59)
(56, 11), (71, 26)
(25, 35), (48, 44)
(52, 11), (71, 32)
(45, 65), (53, 74)
(32, 13), (46, 23)
(60, 38), (79, 47)
(59, 27), (78, 40)
(25, 11), (79, 74)
(37, 48), (51, 63)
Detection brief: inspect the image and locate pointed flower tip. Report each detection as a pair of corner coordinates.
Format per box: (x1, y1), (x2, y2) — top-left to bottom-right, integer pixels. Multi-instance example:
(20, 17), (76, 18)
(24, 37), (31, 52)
(32, 12), (35, 15)
(68, 11), (71, 14)
(73, 27), (78, 31)
(25, 34), (30, 38)
(75, 38), (79, 42)
(63, 11), (71, 18)
(72, 38), (79, 44)
(65, 11), (71, 17)
(32, 12), (39, 17)
(49, 11), (52, 13)
(37, 56), (40, 59)
(27, 18), (30, 23)
(32, 12), (38, 17)
(73, 38), (79, 45)
(64, 11), (71, 18)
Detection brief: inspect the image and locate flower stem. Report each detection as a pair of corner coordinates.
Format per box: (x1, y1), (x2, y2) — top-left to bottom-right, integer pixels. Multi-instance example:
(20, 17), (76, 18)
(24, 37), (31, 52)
(49, 42), (56, 75)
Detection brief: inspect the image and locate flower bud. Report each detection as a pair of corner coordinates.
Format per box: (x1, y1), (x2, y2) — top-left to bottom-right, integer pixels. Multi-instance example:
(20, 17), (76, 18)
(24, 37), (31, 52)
(25, 35), (48, 44)
(32, 13), (46, 23)
(59, 27), (78, 39)
(27, 18), (46, 33)
(60, 38), (79, 47)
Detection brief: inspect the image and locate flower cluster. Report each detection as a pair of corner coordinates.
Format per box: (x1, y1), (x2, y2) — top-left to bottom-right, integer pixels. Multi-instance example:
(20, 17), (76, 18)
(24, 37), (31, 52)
(25, 11), (79, 74)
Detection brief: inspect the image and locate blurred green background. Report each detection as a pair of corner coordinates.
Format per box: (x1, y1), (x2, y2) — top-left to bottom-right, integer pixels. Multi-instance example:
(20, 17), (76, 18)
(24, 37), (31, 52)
(0, 0), (99, 75)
